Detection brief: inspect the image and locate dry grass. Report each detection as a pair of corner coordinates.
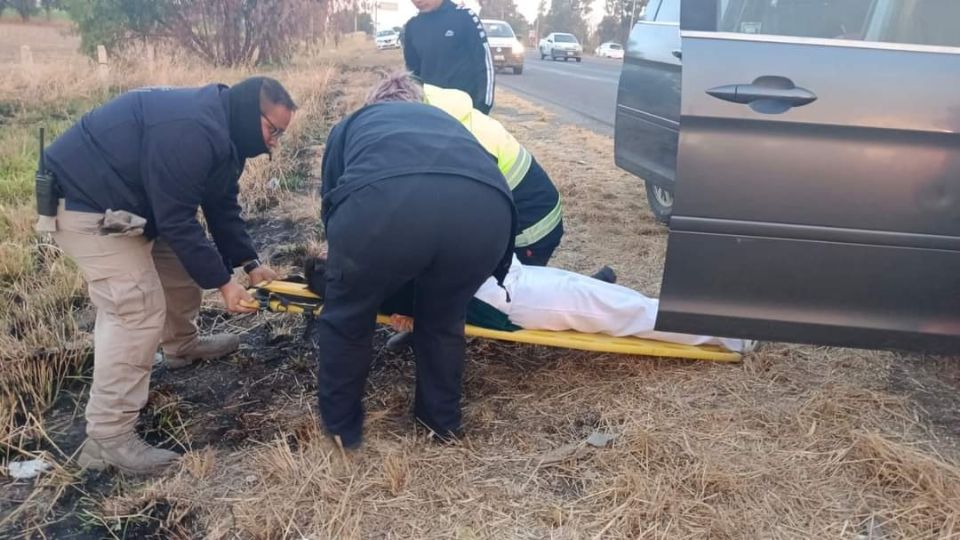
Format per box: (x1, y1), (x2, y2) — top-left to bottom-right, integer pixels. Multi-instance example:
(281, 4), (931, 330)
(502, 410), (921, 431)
(3, 21), (960, 539)
(0, 201), (87, 457)
(81, 341), (956, 539)
(0, 21), (77, 65)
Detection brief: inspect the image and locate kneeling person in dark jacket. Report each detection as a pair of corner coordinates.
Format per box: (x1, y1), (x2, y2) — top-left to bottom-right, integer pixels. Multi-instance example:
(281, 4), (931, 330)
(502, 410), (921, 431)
(317, 100), (516, 448)
(367, 73), (563, 266)
(44, 77), (296, 475)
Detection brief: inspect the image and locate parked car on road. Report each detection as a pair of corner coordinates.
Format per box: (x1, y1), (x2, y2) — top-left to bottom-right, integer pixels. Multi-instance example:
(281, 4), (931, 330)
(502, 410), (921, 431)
(539, 32), (582, 62)
(375, 29), (401, 50)
(595, 42), (624, 59)
(482, 19), (524, 74)
(616, 0), (960, 353)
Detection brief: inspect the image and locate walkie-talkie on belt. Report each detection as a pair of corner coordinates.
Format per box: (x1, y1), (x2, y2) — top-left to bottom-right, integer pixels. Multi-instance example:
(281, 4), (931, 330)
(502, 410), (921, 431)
(35, 127), (58, 218)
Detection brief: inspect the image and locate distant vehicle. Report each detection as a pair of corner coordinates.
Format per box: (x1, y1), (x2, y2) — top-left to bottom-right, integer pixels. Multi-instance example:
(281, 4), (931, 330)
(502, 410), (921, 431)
(539, 32), (582, 62)
(375, 29), (401, 50)
(615, 0), (960, 353)
(595, 42), (624, 59)
(482, 19), (524, 74)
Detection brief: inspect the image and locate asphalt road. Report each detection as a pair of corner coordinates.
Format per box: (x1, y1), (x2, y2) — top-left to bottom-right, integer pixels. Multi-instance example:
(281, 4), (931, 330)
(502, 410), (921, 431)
(495, 51), (623, 135)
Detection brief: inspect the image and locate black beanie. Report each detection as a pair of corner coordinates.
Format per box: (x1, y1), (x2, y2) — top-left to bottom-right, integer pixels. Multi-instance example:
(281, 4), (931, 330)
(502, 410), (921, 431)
(227, 77), (269, 159)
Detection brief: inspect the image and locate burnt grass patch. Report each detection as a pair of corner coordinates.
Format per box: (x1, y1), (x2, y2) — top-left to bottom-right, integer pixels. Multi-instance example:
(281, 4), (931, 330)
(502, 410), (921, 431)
(1, 203), (328, 538)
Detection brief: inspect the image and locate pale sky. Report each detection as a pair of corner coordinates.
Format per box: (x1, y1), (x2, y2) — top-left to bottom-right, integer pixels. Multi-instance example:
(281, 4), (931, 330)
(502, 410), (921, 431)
(513, 0), (607, 28)
(382, 0), (607, 31)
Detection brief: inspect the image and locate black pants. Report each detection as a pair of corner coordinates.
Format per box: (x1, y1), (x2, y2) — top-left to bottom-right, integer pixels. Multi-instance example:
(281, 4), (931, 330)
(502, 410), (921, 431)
(315, 175), (511, 447)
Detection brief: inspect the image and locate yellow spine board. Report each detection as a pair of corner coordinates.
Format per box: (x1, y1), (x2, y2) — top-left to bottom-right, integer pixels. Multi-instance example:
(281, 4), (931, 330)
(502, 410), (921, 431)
(251, 282), (742, 363)
(373, 316), (740, 362)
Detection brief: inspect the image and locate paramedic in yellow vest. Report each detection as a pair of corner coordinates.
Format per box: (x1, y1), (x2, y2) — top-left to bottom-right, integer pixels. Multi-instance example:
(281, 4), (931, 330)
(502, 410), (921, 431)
(366, 72), (564, 266)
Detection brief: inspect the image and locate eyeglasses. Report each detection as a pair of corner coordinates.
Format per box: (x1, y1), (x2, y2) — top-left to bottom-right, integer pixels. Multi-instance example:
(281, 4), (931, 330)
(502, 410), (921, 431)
(262, 113), (286, 139)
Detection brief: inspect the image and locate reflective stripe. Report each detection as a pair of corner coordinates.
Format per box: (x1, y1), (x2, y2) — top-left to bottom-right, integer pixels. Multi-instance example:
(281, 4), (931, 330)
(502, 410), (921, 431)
(515, 197), (563, 247)
(460, 5), (495, 109)
(503, 146), (532, 189)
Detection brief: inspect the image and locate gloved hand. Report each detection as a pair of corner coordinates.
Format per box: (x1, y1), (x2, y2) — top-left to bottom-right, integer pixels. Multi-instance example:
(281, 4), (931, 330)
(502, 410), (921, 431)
(304, 256), (327, 299)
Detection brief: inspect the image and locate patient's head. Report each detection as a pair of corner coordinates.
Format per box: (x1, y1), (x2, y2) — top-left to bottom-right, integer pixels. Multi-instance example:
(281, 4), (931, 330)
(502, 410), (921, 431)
(365, 72), (424, 106)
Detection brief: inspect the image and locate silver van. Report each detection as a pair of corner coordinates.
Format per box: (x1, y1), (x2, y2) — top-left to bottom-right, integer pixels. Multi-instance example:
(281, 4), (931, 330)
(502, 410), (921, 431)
(619, 0), (960, 351)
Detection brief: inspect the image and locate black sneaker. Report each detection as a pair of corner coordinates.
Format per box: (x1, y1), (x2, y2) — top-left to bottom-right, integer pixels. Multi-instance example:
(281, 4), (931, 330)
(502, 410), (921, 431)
(385, 331), (414, 352)
(591, 266), (617, 284)
(415, 417), (464, 445)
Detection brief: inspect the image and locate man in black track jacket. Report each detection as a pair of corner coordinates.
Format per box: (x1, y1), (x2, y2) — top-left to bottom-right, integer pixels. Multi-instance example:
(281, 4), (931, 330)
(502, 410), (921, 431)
(403, 0), (495, 113)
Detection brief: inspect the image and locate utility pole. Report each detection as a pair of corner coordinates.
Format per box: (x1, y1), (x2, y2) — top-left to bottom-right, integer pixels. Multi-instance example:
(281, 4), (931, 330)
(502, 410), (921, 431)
(628, 0), (638, 31)
(354, 0), (359, 33)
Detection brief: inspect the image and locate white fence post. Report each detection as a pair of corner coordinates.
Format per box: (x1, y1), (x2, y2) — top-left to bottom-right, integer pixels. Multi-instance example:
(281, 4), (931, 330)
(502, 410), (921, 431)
(146, 43), (156, 70)
(20, 45), (33, 66)
(97, 45), (110, 84)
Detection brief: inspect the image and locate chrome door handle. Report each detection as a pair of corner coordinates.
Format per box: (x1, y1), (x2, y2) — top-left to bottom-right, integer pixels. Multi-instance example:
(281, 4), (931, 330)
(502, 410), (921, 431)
(707, 84), (817, 106)
(706, 76), (817, 113)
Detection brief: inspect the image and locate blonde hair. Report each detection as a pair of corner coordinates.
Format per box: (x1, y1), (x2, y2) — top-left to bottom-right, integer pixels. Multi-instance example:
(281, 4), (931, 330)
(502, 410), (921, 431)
(365, 71), (424, 105)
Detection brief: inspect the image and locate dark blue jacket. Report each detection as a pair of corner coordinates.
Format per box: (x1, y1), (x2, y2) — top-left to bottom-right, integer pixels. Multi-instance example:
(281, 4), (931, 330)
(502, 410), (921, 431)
(403, 0), (495, 113)
(45, 85), (257, 289)
(320, 102), (517, 282)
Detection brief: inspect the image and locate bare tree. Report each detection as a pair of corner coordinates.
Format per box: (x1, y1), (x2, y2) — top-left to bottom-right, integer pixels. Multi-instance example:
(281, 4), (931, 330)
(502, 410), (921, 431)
(11, 0), (39, 21)
(158, 0), (330, 66)
(67, 0), (332, 66)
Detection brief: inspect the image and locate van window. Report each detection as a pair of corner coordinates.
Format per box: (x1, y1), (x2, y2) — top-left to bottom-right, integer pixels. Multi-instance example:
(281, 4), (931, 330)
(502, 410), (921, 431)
(719, 0), (874, 41)
(720, 0), (960, 48)
(656, 0), (680, 23)
(871, 0), (960, 48)
(643, 0), (662, 22)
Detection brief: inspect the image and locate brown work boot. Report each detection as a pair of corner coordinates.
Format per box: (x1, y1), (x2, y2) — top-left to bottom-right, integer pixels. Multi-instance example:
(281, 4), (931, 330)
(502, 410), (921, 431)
(162, 333), (240, 370)
(77, 432), (179, 475)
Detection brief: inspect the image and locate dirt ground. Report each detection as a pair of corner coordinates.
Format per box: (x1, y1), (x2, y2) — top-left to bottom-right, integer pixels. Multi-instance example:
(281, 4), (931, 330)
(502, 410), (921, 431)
(2, 27), (960, 538)
(492, 92), (960, 445)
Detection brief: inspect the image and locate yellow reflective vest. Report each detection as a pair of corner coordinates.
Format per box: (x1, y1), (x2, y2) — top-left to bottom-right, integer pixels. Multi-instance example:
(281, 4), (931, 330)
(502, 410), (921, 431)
(424, 84), (562, 247)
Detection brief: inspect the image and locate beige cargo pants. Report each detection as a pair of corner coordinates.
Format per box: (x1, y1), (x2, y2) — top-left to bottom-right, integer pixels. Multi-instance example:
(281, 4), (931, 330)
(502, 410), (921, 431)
(53, 204), (204, 440)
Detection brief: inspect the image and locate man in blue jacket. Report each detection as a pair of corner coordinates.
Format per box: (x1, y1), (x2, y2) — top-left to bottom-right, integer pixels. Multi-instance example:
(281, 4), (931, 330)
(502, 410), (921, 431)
(44, 77), (296, 475)
(403, 0), (495, 113)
